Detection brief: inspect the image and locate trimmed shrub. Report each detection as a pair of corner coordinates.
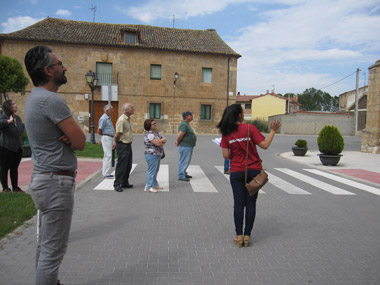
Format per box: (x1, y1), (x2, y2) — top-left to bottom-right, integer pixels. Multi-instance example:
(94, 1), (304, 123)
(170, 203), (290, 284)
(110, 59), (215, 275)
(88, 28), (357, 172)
(317, 125), (344, 154)
(295, 139), (307, 148)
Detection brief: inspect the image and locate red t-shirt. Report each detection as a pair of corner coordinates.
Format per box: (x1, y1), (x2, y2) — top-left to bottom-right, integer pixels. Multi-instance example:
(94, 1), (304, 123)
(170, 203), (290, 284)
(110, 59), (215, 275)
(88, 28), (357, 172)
(220, 124), (265, 172)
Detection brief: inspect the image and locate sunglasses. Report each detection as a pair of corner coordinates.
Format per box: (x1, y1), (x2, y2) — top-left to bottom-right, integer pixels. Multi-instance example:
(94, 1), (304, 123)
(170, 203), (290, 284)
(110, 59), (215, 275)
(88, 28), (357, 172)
(49, 61), (63, 68)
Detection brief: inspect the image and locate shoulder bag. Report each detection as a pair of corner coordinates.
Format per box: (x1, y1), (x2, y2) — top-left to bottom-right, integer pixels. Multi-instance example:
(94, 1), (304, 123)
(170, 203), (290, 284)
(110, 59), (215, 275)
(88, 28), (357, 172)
(245, 124), (268, 196)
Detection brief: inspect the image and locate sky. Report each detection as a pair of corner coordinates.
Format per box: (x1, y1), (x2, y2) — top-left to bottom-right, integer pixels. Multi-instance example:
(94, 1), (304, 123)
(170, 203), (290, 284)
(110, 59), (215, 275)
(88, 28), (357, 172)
(1, 0), (380, 97)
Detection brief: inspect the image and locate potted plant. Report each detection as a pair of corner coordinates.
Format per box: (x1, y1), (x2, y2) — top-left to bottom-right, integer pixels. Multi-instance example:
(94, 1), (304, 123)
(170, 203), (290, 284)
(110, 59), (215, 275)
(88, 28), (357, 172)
(21, 130), (31, 158)
(292, 139), (308, 156)
(317, 125), (344, 166)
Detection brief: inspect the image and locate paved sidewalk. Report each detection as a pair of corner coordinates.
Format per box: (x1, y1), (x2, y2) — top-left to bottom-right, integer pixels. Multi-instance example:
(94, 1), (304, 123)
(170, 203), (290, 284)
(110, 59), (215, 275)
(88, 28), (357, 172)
(279, 150), (380, 186)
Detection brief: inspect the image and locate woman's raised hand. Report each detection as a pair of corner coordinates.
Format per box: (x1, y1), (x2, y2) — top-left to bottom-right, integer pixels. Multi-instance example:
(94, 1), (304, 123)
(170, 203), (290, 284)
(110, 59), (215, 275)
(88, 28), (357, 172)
(270, 120), (281, 132)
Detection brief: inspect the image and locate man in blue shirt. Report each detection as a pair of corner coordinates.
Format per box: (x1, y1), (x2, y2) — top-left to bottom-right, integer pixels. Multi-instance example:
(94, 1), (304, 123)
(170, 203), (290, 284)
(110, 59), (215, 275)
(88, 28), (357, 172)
(98, 104), (116, 178)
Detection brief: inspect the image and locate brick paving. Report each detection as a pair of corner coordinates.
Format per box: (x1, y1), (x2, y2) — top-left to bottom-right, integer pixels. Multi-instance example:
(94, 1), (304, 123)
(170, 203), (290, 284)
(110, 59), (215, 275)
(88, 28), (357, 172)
(1, 139), (380, 284)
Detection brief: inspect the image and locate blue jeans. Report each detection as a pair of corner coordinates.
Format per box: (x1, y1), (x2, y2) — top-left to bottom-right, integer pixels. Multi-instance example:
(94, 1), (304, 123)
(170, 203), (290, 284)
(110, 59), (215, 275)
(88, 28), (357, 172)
(28, 173), (75, 285)
(144, 153), (161, 189)
(230, 170), (260, 236)
(224, 158), (230, 171)
(177, 146), (193, 179)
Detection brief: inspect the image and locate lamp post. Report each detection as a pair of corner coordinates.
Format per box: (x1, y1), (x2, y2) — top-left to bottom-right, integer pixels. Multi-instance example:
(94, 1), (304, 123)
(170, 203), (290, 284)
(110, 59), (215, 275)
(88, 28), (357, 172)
(172, 72), (179, 133)
(85, 70), (98, 144)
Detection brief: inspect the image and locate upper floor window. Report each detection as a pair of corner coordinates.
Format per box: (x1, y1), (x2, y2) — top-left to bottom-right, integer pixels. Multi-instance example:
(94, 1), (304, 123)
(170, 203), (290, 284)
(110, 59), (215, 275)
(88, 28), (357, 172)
(150, 64), (162, 80)
(150, 103), (161, 119)
(202, 67), (212, 83)
(125, 32), (137, 44)
(200, 104), (211, 120)
(96, 62), (113, 86)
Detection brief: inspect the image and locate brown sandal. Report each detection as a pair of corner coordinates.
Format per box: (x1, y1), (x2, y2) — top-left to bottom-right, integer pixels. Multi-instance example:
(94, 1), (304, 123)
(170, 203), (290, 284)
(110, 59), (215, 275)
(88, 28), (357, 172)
(243, 235), (250, 247)
(234, 235), (243, 248)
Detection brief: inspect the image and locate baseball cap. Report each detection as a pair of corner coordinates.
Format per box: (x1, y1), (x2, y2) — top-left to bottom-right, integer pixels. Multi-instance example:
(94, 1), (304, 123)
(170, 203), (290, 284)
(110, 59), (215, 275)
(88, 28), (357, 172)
(182, 111), (193, 119)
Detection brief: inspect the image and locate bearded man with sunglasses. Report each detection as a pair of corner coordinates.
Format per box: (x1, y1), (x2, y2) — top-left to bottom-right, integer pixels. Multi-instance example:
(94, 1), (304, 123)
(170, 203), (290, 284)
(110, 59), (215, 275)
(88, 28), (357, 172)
(24, 46), (86, 285)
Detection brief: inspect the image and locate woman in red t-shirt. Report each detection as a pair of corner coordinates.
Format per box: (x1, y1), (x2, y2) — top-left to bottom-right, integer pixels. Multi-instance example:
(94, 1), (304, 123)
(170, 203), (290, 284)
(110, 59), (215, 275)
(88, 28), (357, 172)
(217, 104), (280, 247)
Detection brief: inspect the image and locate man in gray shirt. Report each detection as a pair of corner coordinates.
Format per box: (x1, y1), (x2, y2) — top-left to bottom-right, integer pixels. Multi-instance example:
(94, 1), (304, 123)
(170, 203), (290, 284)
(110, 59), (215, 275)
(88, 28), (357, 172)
(24, 46), (86, 285)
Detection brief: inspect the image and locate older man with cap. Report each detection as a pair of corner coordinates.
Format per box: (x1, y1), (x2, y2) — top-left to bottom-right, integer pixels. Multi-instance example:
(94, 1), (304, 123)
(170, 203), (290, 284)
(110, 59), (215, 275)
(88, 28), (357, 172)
(174, 111), (197, 181)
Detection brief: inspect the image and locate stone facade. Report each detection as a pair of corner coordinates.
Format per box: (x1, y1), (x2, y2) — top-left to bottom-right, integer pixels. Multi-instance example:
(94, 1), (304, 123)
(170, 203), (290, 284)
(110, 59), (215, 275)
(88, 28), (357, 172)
(0, 19), (239, 135)
(362, 59), (380, 153)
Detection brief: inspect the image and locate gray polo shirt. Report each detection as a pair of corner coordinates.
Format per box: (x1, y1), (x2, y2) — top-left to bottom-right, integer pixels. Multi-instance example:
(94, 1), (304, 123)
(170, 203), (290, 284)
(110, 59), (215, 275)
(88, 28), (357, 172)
(24, 87), (77, 172)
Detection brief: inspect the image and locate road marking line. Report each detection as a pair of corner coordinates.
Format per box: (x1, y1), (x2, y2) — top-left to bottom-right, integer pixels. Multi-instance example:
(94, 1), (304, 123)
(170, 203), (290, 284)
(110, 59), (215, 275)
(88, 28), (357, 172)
(304, 169), (380, 196)
(188, 165), (218, 193)
(94, 164), (137, 190)
(214, 166), (266, 193)
(156, 164), (169, 192)
(214, 166), (231, 180)
(266, 171), (311, 194)
(275, 168), (356, 195)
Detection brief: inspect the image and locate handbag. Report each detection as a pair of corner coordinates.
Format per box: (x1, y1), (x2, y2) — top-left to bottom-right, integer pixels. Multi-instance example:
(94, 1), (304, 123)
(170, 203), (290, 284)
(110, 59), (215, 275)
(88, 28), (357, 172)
(161, 151), (165, 159)
(244, 124), (268, 196)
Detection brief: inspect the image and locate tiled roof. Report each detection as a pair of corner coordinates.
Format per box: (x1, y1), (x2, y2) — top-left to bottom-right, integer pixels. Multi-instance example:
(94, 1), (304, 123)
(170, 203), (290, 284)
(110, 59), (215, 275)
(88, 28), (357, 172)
(0, 17), (241, 57)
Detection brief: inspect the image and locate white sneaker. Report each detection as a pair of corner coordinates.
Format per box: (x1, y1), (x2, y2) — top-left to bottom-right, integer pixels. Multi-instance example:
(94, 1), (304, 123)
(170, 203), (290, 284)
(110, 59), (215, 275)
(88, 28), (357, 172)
(144, 188), (158, 193)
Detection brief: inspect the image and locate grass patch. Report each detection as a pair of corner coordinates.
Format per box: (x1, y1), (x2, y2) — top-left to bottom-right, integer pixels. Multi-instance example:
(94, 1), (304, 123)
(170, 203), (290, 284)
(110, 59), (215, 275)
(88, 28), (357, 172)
(75, 142), (104, 158)
(0, 192), (36, 239)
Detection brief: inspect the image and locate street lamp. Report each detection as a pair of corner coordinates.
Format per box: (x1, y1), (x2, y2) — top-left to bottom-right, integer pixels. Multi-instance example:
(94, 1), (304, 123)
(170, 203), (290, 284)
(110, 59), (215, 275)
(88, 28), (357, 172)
(174, 72), (179, 88)
(172, 72), (179, 133)
(85, 70), (98, 144)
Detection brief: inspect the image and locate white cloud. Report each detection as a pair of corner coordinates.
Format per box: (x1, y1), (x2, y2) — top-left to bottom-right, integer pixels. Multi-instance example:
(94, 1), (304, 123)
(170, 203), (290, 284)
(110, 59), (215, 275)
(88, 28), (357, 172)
(56, 9), (72, 17)
(1, 16), (43, 33)
(228, 0), (380, 94)
(120, 0), (253, 23)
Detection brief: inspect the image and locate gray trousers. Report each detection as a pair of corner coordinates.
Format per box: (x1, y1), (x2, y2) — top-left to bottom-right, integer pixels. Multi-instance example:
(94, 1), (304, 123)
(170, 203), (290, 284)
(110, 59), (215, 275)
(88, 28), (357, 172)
(29, 173), (75, 285)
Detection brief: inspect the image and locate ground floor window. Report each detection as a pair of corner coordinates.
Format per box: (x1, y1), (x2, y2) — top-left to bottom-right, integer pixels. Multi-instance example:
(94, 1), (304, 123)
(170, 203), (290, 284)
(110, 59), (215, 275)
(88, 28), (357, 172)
(150, 103), (161, 119)
(200, 104), (211, 120)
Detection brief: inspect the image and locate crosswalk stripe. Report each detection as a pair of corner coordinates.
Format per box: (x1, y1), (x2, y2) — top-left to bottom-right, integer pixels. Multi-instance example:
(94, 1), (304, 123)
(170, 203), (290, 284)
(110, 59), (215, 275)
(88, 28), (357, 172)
(304, 169), (380, 195)
(187, 165), (218, 193)
(156, 164), (169, 192)
(214, 166), (231, 180)
(214, 166), (266, 194)
(94, 164), (137, 190)
(275, 168), (356, 195)
(92, 165), (378, 196)
(266, 171), (311, 195)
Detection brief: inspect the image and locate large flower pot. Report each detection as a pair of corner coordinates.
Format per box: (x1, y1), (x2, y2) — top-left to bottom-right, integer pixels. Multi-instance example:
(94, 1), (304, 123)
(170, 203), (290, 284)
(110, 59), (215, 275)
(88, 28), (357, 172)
(292, 147), (308, 156)
(318, 153), (342, 166)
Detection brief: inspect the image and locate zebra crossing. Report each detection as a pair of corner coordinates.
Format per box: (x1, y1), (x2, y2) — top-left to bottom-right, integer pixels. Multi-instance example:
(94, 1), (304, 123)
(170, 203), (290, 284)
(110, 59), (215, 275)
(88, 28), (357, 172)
(93, 164), (380, 196)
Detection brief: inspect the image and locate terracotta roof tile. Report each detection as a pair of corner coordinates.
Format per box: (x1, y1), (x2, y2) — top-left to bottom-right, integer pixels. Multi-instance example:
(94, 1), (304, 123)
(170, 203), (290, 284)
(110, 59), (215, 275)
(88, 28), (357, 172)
(0, 18), (241, 57)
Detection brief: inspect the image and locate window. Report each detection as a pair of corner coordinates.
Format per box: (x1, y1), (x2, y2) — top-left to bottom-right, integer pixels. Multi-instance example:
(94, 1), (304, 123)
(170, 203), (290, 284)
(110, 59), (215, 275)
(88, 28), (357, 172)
(125, 32), (136, 44)
(150, 103), (161, 119)
(202, 67), (212, 83)
(200, 104), (211, 120)
(96, 62), (112, 85)
(150, 64), (161, 80)
(245, 103), (251, 109)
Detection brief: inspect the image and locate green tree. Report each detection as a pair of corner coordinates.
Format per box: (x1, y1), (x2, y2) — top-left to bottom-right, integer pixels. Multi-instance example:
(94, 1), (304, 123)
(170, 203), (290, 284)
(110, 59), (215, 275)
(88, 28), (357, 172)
(298, 88), (337, 112)
(0, 55), (29, 105)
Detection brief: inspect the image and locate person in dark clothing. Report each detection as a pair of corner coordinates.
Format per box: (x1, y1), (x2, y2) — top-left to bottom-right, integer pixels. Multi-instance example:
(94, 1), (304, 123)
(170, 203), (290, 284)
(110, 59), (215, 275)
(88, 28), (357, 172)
(0, 99), (25, 193)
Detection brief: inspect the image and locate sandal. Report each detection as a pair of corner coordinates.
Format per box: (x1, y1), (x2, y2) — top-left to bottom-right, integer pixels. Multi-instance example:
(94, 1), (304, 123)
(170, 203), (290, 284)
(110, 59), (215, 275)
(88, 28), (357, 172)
(234, 235), (243, 248)
(243, 235), (250, 247)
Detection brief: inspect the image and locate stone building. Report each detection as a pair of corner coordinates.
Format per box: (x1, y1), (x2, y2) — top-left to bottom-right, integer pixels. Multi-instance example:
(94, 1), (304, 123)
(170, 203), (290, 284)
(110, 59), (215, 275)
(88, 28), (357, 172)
(362, 59), (380, 153)
(338, 85), (367, 132)
(0, 18), (241, 134)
